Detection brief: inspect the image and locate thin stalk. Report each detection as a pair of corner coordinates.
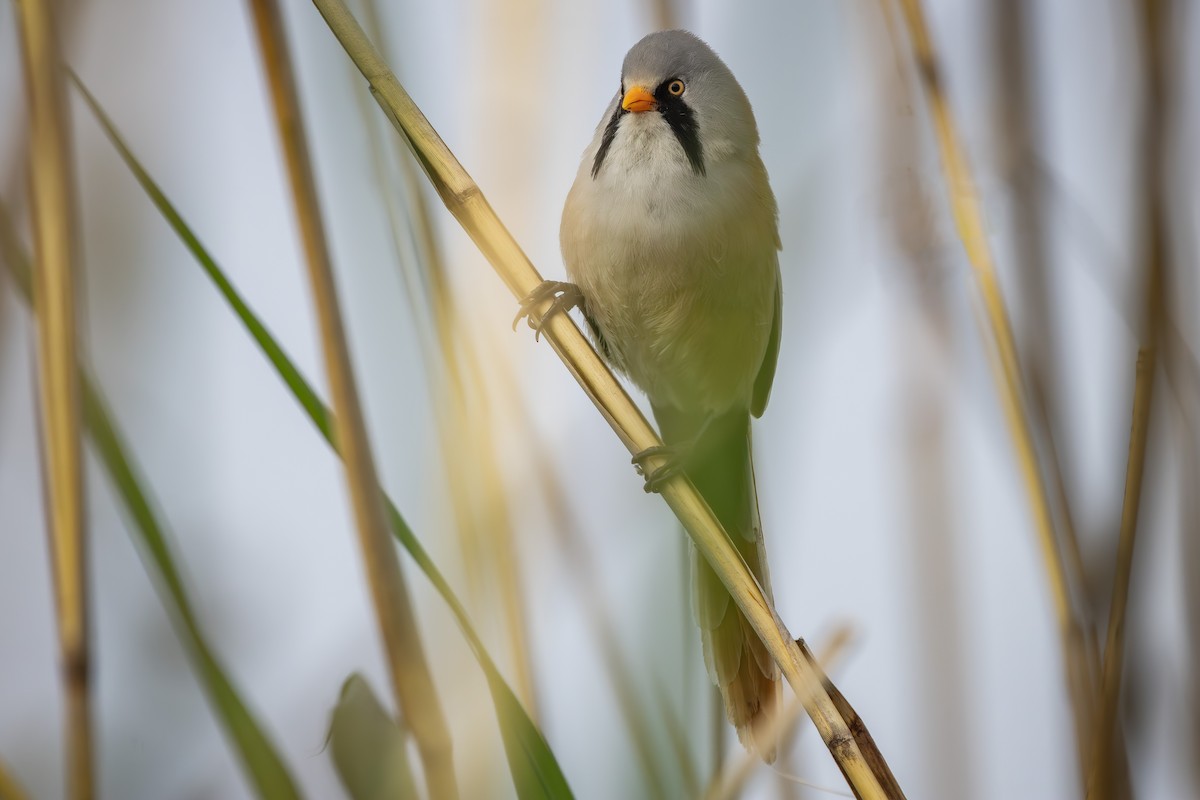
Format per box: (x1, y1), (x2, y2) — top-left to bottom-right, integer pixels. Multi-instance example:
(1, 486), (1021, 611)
(647, 0), (682, 30)
(653, 684), (702, 799)
(1089, 350), (1155, 800)
(991, 0), (1103, 725)
(498, 347), (679, 797)
(1090, 2), (1170, 796)
(873, 4), (974, 795)
(245, 2), (458, 797)
(354, 0), (541, 719)
(12, 2), (92, 797)
(71, 79), (572, 796)
(890, 0), (1098, 773)
(0, 200), (303, 800)
(310, 3), (903, 796)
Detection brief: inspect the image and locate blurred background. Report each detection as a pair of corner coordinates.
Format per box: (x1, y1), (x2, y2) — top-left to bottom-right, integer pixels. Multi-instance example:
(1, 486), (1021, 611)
(1, 0), (1197, 798)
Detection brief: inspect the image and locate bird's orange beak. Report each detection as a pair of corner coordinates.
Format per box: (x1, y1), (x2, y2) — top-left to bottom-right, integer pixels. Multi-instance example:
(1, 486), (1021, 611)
(622, 86), (656, 113)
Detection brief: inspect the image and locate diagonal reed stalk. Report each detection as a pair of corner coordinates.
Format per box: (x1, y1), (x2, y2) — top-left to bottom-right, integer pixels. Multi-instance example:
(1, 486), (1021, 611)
(245, 2), (458, 797)
(70, 77), (572, 797)
(12, 2), (92, 797)
(890, 0), (1100, 778)
(990, 0), (1105, 719)
(353, 0), (540, 719)
(494, 342), (688, 798)
(0, 756), (29, 800)
(310, 2), (904, 797)
(0, 200), (303, 800)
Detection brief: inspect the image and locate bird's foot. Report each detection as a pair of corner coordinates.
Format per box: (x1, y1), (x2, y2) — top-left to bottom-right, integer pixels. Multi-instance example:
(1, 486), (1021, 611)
(631, 443), (690, 493)
(512, 281), (583, 341)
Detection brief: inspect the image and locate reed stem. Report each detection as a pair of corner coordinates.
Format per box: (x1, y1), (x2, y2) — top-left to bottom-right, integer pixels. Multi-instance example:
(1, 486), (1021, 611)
(13, 2), (92, 796)
(247, 2), (458, 796)
(310, 2), (904, 796)
(891, 0), (1100, 775)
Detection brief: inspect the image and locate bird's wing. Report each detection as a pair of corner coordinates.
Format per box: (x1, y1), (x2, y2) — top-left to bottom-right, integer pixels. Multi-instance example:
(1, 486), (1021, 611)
(750, 267), (782, 418)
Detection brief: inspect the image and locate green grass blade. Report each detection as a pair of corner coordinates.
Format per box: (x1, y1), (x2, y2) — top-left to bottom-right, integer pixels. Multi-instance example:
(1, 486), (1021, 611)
(0, 204), (302, 800)
(83, 385), (304, 800)
(327, 674), (419, 800)
(72, 77), (574, 800)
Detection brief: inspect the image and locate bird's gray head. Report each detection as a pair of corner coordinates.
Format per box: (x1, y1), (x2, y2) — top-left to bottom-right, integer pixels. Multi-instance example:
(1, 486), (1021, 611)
(591, 30), (759, 180)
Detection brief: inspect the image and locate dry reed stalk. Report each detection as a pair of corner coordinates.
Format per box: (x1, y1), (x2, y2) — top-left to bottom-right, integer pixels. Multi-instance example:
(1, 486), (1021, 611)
(311, 3), (904, 796)
(354, 0), (542, 720)
(245, 2), (458, 797)
(0, 196), (303, 799)
(647, 0), (681, 30)
(1089, 349), (1155, 800)
(1089, 2), (1170, 796)
(991, 0), (1099, 664)
(890, 0), (1099, 774)
(12, 2), (92, 797)
(487, 339), (682, 797)
(0, 757), (29, 800)
(705, 626), (855, 800)
(871, 3), (974, 793)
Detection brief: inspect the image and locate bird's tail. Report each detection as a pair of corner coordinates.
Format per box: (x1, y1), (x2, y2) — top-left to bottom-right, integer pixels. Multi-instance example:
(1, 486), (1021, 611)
(656, 406), (780, 762)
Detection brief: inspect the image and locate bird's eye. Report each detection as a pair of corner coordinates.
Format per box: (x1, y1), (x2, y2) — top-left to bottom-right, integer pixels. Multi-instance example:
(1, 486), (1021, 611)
(667, 79), (685, 96)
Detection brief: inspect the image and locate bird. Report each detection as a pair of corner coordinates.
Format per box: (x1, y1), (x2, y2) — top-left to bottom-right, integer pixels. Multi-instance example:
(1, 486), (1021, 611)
(516, 29), (782, 759)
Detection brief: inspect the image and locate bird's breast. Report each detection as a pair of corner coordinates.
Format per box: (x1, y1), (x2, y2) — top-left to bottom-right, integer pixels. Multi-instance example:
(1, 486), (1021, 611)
(560, 156), (777, 413)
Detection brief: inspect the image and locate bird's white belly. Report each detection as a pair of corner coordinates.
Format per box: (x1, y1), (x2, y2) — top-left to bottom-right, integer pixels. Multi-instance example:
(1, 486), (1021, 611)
(562, 165), (777, 413)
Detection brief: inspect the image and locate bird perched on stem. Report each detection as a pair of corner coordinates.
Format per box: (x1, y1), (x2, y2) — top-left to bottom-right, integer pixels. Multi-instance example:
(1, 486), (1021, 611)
(516, 29), (782, 760)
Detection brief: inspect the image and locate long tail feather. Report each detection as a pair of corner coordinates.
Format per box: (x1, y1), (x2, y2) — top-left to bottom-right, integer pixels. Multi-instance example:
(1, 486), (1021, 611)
(656, 405), (779, 762)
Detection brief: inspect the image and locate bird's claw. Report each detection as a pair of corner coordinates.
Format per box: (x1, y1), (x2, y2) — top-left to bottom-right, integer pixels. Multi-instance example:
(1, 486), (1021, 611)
(632, 444), (685, 493)
(513, 281), (583, 341)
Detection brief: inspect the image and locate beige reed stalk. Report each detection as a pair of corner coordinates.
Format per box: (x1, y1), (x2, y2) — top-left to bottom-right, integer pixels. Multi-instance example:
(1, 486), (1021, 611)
(1090, 2), (1167, 796)
(1089, 349), (1154, 800)
(13, 2), (93, 798)
(0, 756), (30, 800)
(245, 2), (458, 797)
(891, 0), (1099, 774)
(990, 0), (1103, 711)
(311, 2), (904, 797)
(353, 0), (542, 721)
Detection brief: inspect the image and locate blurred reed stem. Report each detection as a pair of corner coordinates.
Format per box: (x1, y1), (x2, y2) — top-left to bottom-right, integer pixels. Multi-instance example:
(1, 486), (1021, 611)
(72, 79), (572, 795)
(492, 342), (684, 797)
(648, 0), (682, 30)
(873, 3), (975, 792)
(890, 0), (1100, 777)
(1091, 2), (1170, 796)
(991, 0), (1098, 663)
(1091, 349), (1154, 800)
(12, 2), (92, 797)
(0, 197), (303, 799)
(355, 0), (541, 720)
(246, 2), (458, 797)
(311, 2), (904, 796)
(0, 757), (29, 800)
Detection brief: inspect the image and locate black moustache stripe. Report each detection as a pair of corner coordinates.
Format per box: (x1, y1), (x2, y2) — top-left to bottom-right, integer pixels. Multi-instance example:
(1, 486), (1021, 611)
(655, 83), (705, 176)
(591, 82), (705, 179)
(591, 99), (624, 179)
